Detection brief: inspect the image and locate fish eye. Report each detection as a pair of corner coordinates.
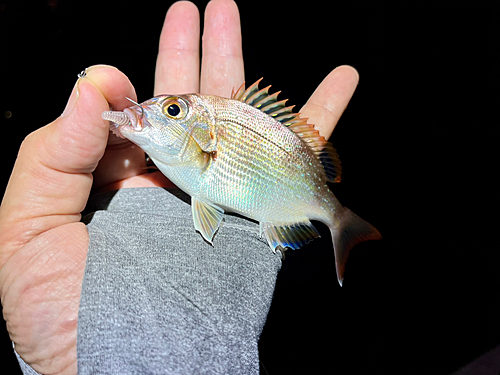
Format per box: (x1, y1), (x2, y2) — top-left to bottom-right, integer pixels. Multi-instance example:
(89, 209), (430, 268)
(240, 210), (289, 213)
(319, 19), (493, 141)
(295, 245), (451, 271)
(162, 97), (188, 120)
(168, 104), (180, 117)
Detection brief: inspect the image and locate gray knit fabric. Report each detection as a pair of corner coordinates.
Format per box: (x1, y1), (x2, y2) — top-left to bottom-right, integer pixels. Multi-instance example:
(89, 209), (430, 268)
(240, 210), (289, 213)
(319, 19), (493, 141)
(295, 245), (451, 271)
(14, 187), (281, 374)
(77, 187), (282, 374)
(14, 346), (42, 375)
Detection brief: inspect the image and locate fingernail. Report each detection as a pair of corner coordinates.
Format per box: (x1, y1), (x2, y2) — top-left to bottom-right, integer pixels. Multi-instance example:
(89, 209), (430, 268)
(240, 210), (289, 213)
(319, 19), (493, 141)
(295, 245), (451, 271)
(61, 78), (81, 117)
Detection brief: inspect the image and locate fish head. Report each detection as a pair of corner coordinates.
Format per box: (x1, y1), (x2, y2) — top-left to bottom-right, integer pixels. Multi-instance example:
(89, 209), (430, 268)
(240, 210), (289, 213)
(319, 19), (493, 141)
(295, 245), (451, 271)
(103, 95), (212, 165)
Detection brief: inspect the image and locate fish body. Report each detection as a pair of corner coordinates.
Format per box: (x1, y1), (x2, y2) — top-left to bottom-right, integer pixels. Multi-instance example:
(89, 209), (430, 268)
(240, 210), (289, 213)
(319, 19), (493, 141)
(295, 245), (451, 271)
(103, 80), (381, 284)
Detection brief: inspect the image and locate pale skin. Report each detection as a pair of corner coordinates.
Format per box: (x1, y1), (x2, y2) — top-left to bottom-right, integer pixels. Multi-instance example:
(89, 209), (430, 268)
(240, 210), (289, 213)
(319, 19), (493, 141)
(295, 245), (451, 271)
(0, 0), (359, 374)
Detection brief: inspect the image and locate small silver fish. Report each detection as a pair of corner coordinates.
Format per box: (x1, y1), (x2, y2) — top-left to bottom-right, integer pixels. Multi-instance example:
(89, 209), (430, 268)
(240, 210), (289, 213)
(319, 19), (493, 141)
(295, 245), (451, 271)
(102, 79), (381, 285)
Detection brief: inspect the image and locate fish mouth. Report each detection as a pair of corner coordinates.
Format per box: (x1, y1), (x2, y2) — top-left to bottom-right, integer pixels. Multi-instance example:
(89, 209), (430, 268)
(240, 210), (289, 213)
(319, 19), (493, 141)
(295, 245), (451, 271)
(102, 108), (141, 139)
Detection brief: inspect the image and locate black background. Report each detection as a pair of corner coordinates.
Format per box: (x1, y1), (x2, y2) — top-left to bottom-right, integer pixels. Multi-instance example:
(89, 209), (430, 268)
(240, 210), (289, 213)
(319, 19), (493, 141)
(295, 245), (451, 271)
(0, 1), (498, 374)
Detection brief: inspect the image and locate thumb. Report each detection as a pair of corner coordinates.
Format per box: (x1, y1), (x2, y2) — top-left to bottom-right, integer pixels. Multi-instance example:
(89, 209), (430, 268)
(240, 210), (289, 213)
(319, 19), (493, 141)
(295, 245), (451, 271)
(55, 65), (137, 174)
(0, 65), (135, 266)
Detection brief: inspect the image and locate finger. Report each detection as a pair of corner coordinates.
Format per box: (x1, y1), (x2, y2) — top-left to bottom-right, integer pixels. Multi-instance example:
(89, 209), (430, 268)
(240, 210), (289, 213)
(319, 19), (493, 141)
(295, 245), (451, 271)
(154, 1), (200, 95)
(200, 0), (244, 97)
(0, 65), (134, 261)
(300, 65), (360, 140)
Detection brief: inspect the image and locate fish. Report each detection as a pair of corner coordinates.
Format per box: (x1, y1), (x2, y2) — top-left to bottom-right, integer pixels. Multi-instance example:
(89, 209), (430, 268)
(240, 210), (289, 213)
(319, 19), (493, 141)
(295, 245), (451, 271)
(102, 79), (381, 285)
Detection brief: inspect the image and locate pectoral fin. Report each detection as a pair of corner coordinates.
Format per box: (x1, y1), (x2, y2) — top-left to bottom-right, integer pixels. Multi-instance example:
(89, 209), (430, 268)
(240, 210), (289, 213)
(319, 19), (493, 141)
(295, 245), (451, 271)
(260, 221), (320, 253)
(192, 197), (225, 244)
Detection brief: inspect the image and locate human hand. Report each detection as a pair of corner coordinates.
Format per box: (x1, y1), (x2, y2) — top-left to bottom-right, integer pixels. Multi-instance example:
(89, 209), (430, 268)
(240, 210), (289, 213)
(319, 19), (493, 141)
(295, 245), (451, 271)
(0, 64), (136, 374)
(0, 0), (359, 374)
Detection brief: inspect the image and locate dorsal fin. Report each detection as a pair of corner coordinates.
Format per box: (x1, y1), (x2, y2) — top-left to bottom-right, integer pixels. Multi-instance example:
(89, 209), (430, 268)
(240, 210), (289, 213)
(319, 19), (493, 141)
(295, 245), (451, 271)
(231, 79), (342, 183)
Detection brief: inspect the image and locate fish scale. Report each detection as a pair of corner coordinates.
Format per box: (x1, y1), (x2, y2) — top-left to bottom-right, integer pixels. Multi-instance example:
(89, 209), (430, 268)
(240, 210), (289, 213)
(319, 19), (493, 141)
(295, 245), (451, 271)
(102, 79), (381, 285)
(206, 119), (311, 218)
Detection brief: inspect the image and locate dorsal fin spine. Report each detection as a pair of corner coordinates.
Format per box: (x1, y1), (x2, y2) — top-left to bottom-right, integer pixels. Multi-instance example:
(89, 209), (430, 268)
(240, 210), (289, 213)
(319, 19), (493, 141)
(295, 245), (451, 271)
(230, 78), (342, 183)
(246, 85), (272, 106)
(273, 107), (295, 118)
(285, 119), (308, 128)
(232, 82), (246, 100)
(276, 114), (300, 124)
(240, 78), (263, 102)
(288, 125), (309, 132)
(263, 100), (290, 116)
(255, 91), (280, 109)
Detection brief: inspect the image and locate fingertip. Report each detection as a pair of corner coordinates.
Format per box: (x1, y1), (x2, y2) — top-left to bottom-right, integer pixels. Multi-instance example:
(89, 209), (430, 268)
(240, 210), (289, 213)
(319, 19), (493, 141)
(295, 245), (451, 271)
(70, 77), (110, 129)
(40, 78), (111, 175)
(61, 65), (125, 118)
(53, 66), (137, 171)
(300, 65), (361, 139)
(335, 65), (360, 83)
(86, 64), (119, 72)
(164, 0), (200, 38)
(329, 66), (360, 95)
(204, 0), (241, 40)
(155, 0), (200, 95)
(320, 65), (361, 101)
(206, 0), (239, 12)
(84, 65), (137, 110)
(167, 0), (199, 15)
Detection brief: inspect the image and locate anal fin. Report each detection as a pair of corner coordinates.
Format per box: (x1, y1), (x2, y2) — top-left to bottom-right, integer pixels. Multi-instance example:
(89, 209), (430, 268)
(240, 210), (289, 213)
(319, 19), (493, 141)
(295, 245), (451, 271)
(192, 197), (225, 244)
(260, 221), (320, 253)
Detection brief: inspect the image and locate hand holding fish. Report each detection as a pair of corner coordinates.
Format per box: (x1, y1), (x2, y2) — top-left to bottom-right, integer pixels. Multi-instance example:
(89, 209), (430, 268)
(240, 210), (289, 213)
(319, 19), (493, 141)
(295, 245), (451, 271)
(0, 0), (366, 374)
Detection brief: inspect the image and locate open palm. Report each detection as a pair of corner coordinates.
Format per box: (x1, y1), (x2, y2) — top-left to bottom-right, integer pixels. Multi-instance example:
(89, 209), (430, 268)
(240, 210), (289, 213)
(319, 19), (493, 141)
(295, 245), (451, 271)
(0, 1), (359, 374)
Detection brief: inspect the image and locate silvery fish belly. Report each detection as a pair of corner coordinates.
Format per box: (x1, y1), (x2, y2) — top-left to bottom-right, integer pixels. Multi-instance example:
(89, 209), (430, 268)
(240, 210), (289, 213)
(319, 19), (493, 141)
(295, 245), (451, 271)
(102, 79), (381, 285)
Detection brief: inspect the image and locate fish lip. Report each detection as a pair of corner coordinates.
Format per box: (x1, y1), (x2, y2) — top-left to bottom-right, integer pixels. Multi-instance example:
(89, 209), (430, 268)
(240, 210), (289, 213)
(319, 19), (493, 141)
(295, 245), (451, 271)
(123, 108), (140, 130)
(106, 108), (144, 139)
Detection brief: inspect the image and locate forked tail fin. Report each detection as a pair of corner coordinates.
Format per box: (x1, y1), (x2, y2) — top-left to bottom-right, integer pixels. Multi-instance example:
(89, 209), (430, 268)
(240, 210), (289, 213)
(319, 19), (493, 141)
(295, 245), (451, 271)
(331, 208), (382, 286)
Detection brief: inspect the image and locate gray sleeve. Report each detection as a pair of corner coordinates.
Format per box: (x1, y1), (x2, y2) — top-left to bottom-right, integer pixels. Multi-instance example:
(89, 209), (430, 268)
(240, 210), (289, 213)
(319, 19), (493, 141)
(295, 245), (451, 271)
(14, 344), (42, 375)
(78, 187), (282, 375)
